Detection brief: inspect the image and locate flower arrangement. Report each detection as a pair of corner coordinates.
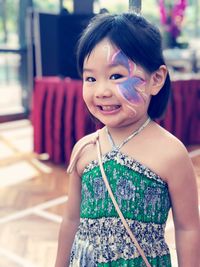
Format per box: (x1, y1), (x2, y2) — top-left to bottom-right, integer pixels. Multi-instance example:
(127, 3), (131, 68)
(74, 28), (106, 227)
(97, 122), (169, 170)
(159, 0), (187, 47)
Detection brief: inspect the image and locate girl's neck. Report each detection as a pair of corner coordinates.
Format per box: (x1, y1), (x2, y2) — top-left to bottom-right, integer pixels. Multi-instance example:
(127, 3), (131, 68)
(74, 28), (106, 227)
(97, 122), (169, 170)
(105, 116), (151, 145)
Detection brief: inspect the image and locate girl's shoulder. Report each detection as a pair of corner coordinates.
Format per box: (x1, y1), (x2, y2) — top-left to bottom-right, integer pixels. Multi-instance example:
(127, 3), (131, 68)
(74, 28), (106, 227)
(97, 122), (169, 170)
(70, 130), (101, 176)
(73, 131), (98, 152)
(154, 123), (189, 159)
(149, 122), (193, 183)
(127, 121), (190, 183)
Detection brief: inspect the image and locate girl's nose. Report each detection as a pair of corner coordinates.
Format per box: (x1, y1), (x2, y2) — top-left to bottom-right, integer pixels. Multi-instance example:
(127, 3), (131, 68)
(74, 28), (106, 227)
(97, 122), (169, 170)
(94, 83), (112, 98)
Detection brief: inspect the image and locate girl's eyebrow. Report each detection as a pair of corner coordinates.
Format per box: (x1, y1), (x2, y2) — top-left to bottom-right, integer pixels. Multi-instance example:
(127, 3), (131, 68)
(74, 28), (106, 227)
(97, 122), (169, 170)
(83, 68), (94, 73)
(109, 61), (130, 71)
(83, 63), (124, 73)
(108, 62), (122, 68)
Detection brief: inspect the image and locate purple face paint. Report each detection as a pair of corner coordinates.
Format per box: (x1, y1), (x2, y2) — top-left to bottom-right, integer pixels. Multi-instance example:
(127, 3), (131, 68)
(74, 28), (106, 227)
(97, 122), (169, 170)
(118, 77), (145, 104)
(111, 50), (134, 75)
(111, 50), (147, 107)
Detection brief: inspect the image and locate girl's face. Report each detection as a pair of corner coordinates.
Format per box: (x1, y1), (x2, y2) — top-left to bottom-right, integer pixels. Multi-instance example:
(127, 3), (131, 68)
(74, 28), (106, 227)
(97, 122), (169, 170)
(82, 38), (153, 129)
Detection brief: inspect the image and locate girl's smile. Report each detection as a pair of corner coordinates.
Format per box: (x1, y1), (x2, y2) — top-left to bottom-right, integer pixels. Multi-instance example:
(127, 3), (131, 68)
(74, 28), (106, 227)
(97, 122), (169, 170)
(97, 104), (121, 113)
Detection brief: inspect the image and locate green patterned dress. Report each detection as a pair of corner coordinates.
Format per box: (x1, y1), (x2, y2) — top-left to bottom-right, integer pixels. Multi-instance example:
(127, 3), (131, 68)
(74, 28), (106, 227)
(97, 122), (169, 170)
(69, 150), (172, 266)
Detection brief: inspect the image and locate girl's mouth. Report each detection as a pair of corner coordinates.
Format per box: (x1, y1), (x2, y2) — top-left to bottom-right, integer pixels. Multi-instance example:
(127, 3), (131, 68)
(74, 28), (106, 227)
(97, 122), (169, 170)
(98, 105), (121, 111)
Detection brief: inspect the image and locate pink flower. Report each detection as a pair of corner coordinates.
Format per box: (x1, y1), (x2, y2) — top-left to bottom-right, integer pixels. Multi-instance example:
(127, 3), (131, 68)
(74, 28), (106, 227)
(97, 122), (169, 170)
(159, 0), (187, 38)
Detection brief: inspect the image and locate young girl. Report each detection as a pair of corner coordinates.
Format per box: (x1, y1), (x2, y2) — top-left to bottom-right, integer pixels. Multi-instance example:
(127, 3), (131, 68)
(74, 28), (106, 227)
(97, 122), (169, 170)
(55, 13), (200, 267)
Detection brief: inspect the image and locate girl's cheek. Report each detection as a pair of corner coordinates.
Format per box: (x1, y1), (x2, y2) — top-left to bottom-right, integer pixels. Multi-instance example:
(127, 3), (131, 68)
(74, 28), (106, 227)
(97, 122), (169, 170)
(116, 77), (148, 106)
(82, 85), (91, 102)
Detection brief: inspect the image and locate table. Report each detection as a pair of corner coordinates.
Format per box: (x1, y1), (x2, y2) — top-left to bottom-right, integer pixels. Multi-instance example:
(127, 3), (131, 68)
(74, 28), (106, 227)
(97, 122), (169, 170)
(32, 77), (96, 164)
(32, 77), (200, 164)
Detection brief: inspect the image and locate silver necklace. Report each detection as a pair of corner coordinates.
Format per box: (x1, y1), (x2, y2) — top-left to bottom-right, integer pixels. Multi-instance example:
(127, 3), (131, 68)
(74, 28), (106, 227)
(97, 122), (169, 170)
(106, 117), (151, 152)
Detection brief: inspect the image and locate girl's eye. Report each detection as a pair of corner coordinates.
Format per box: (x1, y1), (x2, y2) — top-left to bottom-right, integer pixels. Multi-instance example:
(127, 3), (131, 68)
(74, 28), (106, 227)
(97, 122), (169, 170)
(110, 74), (124, 80)
(85, 77), (96, 82)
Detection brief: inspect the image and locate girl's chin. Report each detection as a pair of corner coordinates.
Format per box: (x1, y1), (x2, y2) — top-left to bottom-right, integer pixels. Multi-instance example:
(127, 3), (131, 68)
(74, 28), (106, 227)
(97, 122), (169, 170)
(96, 117), (137, 129)
(90, 107), (140, 127)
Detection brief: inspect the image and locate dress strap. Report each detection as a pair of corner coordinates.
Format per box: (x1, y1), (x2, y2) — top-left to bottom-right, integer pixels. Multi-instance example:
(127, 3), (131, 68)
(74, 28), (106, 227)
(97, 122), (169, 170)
(67, 131), (99, 173)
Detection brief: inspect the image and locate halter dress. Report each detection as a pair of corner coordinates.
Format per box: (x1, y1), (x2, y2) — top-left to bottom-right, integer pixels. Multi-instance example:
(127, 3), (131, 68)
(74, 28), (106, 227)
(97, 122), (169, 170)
(69, 125), (172, 267)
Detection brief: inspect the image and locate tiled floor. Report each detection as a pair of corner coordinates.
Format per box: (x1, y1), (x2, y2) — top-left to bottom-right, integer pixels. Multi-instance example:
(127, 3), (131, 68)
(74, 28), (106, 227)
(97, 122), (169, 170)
(0, 119), (199, 267)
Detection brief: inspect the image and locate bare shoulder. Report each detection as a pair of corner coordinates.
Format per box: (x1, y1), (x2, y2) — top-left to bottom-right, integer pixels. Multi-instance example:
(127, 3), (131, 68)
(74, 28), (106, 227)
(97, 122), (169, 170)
(70, 130), (101, 176)
(151, 123), (194, 183)
(72, 131), (98, 154)
(157, 125), (188, 159)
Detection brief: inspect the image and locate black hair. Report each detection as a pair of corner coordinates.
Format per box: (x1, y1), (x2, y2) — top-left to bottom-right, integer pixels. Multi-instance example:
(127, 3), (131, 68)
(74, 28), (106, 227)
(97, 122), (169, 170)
(77, 12), (171, 119)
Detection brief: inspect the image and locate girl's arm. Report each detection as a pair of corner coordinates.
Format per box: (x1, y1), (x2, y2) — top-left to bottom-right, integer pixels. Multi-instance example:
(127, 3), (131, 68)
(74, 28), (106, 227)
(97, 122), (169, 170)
(54, 155), (81, 267)
(168, 144), (200, 267)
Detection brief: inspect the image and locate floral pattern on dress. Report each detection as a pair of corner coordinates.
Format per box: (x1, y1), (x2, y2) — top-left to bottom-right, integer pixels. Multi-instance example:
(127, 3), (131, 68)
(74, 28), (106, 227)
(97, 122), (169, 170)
(81, 158), (171, 223)
(70, 239), (97, 267)
(93, 177), (107, 200)
(83, 150), (166, 185)
(70, 217), (170, 265)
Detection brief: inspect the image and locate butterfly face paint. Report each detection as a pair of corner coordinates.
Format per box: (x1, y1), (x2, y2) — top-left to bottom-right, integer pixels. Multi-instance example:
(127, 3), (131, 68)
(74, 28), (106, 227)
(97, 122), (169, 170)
(111, 50), (148, 113)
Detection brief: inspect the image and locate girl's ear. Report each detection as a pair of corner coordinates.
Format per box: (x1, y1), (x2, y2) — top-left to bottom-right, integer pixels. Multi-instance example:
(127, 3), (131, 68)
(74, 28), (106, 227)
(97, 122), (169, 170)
(150, 65), (167, 96)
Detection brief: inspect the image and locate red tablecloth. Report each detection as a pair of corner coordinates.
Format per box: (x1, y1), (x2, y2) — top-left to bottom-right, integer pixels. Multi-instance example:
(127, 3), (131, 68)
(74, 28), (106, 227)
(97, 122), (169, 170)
(32, 77), (200, 164)
(158, 79), (200, 144)
(33, 77), (96, 164)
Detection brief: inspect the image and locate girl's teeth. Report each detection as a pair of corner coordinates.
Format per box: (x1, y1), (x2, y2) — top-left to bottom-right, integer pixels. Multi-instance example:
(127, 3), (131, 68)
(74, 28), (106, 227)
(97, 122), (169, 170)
(101, 106), (119, 111)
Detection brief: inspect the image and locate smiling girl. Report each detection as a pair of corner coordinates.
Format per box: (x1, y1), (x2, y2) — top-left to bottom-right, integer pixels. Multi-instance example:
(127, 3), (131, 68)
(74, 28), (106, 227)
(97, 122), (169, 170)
(54, 13), (200, 267)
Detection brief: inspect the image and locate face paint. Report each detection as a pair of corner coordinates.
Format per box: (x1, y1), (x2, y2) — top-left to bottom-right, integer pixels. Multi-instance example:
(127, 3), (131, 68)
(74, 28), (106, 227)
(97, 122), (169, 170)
(118, 77), (145, 104)
(111, 50), (148, 111)
(102, 44), (111, 62)
(111, 50), (135, 75)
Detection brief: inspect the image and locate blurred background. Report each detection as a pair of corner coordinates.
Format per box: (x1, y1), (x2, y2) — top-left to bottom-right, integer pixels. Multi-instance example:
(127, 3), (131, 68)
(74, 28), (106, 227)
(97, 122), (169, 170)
(0, 0), (200, 120)
(0, 1), (200, 267)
